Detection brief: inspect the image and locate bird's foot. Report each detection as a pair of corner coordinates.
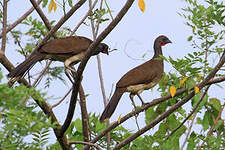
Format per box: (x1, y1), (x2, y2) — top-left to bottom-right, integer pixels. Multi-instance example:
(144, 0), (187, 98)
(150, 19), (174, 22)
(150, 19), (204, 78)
(65, 67), (83, 84)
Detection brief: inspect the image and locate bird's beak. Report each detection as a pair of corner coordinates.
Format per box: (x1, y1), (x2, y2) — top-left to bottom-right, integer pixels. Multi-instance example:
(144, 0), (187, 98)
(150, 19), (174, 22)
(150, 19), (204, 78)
(167, 39), (172, 44)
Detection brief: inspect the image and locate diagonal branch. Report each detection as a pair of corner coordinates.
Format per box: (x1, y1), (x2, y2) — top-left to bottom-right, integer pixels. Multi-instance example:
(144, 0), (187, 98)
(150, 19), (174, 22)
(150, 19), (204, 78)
(70, 141), (102, 150)
(29, 0), (57, 38)
(0, 0), (42, 38)
(1, 0), (7, 54)
(113, 50), (225, 149)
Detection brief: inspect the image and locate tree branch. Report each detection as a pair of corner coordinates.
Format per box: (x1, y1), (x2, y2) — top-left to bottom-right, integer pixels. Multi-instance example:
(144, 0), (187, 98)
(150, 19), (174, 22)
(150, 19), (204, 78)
(1, 0), (7, 54)
(70, 141), (102, 150)
(0, 0), (42, 38)
(29, 0), (57, 38)
(113, 50), (225, 149)
(79, 85), (90, 143)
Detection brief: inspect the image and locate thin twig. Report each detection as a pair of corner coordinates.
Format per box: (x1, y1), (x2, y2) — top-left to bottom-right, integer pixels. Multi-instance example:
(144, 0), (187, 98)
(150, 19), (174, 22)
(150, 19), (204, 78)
(52, 87), (73, 108)
(0, 0), (42, 38)
(92, 0), (112, 149)
(1, 0), (7, 54)
(70, 141), (102, 150)
(71, 0), (98, 35)
(180, 112), (197, 150)
(197, 103), (225, 150)
(180, 86), (210, 150)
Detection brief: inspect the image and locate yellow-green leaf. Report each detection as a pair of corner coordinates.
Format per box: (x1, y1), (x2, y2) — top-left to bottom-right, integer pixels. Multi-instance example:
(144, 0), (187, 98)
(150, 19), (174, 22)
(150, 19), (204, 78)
(118, 114), (122, 124)
(194, 86), (199, 94)
(48, 0), (57, 13)
(197, 73), (202, 82)
(170, 86), (176, 97)
(179, 76), (188, 87)
(138, 0), (145, 12)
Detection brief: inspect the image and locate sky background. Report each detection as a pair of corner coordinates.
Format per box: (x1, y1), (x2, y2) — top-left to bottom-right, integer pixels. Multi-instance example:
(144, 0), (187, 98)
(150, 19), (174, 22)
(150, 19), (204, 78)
(2, 0), (224, 146)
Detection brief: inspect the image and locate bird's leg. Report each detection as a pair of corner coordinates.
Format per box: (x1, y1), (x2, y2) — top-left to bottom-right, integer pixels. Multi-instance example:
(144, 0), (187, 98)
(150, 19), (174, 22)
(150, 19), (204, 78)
(129, 93), (137, 110)
(136, 93), (147, 106)
(129, 93), (140, 130)
(64, 56), (80, 83)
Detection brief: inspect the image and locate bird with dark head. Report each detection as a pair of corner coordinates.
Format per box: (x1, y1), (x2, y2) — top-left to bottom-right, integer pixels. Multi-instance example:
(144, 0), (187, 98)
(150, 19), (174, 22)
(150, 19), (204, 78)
(100, 35), (171, 123)
(7, 36), (109, 84)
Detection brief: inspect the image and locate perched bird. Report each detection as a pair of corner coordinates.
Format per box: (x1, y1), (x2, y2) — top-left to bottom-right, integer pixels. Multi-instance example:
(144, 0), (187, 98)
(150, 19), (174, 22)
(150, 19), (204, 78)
(8, 36), (109, 83)
(100, 35), (172, 122)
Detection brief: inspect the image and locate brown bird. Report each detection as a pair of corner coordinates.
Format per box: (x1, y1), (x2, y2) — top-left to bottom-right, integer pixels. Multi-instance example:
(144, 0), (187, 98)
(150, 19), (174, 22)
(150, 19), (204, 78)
(8, 36), (109, 83)
(100, 35), (171, 122)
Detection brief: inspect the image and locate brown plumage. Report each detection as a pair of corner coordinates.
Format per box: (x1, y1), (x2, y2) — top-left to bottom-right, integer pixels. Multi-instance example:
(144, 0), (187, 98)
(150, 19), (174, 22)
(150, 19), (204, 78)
(100, 35), (171, 122)
(8, 36), (109, 80)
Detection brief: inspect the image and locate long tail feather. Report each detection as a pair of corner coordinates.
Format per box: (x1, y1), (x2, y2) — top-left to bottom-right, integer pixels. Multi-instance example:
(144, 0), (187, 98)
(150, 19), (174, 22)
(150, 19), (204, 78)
(8, 53), (43, 78)
(100, 88), (125, 123)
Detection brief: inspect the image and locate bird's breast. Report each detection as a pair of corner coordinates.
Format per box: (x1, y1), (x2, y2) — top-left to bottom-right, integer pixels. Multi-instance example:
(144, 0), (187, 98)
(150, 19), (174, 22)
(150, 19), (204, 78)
(126, 81), (158, 93)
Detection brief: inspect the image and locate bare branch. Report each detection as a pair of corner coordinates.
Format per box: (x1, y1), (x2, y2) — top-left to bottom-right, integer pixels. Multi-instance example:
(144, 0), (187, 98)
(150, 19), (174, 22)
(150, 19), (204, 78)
(0, 0), (42, 38)
(1, 0), (7, 54)
(71, 0), (98, 35)
(79, 85), (90, 143)
(52, 87), (72, 108)
(70, 141), (102, 150)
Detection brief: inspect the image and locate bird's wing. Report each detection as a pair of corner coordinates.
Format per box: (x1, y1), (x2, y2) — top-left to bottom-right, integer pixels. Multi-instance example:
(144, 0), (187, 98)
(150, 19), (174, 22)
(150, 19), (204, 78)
(40, 36), (92, 55)
(117, 60), (162, 88)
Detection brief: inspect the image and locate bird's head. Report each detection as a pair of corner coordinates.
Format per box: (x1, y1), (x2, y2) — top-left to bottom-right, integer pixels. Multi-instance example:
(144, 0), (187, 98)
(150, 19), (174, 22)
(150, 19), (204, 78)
(94, 43), (109, 55)
(155, 35), (172, 47)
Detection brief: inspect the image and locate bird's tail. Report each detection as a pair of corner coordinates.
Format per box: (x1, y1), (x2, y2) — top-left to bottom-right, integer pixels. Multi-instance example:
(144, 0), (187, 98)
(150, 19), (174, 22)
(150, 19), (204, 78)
(100, 88), (125, 123)
(8, 53), (43, 78)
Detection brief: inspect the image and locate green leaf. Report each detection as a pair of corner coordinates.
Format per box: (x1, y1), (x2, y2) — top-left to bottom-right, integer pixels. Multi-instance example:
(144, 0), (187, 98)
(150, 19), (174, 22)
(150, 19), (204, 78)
(68, 0), (72, 7)
(215, 120), (223, 130)
(42, 0), (48, 8)
(203, 110), (210, 131)
(74, 118), (82, 133)
(187, 36), (193, 41)
(145, 106), (157, 124)
(209, 98), (221, 111)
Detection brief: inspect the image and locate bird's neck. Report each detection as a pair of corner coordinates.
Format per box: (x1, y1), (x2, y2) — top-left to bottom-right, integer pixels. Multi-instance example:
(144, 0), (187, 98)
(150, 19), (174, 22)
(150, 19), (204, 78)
(153, 44), (163, 58)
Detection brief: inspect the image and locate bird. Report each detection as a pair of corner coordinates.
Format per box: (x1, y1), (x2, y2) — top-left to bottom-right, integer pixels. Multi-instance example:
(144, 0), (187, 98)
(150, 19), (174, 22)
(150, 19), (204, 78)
(100, 35), (172, 123)
(7, 36), (109, 83)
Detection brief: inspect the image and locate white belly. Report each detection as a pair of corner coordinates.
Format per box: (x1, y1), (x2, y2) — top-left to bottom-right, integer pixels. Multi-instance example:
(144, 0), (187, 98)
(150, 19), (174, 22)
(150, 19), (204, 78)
(126, 81), (158, 93)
